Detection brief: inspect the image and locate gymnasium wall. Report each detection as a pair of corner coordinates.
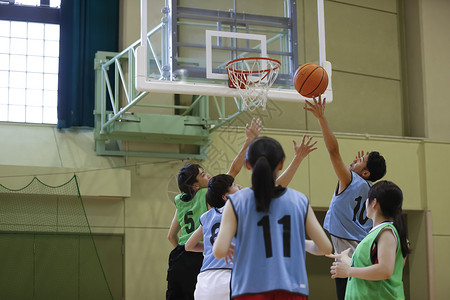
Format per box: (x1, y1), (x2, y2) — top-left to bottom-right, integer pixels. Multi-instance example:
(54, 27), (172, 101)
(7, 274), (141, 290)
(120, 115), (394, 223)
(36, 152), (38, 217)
(108, 0), (450, 298)
(1, 124), (448, 299)
(0, 0), (449, 299)
(416, 0), (450, 141)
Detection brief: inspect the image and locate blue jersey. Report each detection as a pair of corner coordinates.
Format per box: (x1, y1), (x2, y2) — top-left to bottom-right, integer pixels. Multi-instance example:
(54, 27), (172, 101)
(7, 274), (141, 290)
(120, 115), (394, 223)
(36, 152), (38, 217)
(229, 187), (309, 298)
(199, 207), (233, 272)
(324, 171), (373, 241)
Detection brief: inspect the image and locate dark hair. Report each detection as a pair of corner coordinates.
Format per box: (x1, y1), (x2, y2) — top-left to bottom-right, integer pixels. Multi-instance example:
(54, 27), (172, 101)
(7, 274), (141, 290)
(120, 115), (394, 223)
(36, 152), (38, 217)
(246, 136), (285, 212)
(178, 164), (202, 199)
(366, 151), (386, 182)
(206, 174), (234, 208)
(368, 180), (410, 258)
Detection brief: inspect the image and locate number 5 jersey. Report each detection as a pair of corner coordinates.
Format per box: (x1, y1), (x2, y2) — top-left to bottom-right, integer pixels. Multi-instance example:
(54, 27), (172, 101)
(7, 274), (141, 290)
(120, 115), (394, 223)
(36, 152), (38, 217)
(175, 188), (208, 245)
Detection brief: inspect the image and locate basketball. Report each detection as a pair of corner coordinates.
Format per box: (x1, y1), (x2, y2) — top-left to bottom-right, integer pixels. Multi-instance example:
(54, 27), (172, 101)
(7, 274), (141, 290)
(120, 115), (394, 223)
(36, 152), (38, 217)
(293, 63), (328, 98)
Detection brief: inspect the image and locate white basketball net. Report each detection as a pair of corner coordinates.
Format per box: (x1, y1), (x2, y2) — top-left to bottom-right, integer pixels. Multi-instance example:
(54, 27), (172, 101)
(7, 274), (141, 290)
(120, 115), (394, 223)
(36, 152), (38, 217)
(226, 57), (281, 111)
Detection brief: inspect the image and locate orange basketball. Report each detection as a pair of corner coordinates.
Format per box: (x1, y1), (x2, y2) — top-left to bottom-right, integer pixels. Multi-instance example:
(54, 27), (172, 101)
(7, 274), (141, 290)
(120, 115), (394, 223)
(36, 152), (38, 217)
(293, 63), (328, 98)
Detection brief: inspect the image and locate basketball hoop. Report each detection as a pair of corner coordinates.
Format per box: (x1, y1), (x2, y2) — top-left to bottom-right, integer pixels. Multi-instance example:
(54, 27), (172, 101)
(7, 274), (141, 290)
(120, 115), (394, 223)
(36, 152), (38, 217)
(226, 57), (281, 111)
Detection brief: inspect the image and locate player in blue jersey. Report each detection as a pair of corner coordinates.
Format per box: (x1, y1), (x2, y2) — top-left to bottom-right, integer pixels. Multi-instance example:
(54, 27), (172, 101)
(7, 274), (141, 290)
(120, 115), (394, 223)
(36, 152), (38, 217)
(166, 118), (263, 300)
(185, 174), (238, 300)
(213, 136), (332, 300)
(305, 96), (387, 300)
(186, 135), (319, 300)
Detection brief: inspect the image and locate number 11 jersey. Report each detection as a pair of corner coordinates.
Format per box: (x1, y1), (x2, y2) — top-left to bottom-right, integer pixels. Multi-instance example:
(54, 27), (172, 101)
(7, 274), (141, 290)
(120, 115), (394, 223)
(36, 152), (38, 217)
(229, 187), (309, 298)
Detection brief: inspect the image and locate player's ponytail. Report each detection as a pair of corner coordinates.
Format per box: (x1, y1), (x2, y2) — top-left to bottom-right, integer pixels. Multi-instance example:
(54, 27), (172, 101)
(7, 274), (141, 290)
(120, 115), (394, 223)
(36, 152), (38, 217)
(177, 164), (201, 200)
(252, 156), (274, 212)
(393, 209), (410, 258)
(368, 180), (411, 258)
(246, 137), (285, 212)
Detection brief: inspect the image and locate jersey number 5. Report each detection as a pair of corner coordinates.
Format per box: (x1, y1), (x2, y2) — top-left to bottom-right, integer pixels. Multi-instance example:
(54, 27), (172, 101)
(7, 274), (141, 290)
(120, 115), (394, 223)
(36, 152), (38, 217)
(184, 211), (195, 234)
(257, 215), (291, 258)
(352, 196), (369, 225)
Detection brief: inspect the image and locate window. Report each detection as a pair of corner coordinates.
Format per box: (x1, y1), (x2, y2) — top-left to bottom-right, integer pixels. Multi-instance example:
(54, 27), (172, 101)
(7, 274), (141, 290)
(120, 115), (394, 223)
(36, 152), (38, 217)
(14, 0), (60, 6)
(0, 0), (60, 124)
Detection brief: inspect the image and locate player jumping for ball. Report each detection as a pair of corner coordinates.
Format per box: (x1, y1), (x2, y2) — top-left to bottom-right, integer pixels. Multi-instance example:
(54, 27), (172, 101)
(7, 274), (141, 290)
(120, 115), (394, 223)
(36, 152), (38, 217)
(304, 95), (387, 300)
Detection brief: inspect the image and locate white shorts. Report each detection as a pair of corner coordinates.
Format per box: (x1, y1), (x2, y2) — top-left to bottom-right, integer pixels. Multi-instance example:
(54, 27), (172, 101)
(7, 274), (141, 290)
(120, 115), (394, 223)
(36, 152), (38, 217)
(194, 269), (231, 300)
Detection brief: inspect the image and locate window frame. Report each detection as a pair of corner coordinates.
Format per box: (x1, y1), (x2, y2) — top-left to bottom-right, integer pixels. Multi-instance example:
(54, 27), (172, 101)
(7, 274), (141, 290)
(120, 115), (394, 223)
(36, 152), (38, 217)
(0, 0), (60, 124)
(0, 2), (60, 24)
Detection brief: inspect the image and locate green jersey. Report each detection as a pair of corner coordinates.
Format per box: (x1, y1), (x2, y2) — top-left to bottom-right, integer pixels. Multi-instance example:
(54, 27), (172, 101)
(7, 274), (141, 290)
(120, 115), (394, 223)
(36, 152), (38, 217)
(174, 188), (208, 245)
(345, 223), (405, 300)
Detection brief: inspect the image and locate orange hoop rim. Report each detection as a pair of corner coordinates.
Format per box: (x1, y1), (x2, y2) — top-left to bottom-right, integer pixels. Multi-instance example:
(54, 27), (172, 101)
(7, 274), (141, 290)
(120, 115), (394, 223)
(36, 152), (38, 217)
(225, 57), (281, 74)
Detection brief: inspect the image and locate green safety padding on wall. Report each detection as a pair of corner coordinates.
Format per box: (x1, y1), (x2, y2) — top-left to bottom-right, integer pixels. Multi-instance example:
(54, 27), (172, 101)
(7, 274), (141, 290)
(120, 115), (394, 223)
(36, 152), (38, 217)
(0, 176), (113, 300)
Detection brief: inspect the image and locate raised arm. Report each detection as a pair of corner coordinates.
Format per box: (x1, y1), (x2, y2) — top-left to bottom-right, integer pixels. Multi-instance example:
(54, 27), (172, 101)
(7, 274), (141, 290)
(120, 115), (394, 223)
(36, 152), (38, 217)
(304, 96), (351, 192)
(305, 205), (332, 255)
(227, 118), (263, 178)
(213, 200), (237, 259)
(167, 211), (181, 248)
(185, 225), (204, 252)
(305, 205), (333, 255)
(276, 135), (317, 187)
(330, 229), (398, 280)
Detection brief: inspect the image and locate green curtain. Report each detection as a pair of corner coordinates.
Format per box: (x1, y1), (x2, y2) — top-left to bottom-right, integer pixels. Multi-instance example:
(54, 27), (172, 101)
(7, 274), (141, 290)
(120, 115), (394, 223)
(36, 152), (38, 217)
(57, 0), (119, 128)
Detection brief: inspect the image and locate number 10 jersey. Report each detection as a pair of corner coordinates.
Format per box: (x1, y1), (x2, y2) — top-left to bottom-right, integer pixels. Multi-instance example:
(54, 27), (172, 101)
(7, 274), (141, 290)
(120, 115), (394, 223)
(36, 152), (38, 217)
(323, 171), (373, 242)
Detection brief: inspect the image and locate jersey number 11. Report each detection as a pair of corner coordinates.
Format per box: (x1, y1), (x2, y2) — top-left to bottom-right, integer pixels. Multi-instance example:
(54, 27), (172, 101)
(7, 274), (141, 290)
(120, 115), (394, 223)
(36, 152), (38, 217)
(257, 215), (291, 258)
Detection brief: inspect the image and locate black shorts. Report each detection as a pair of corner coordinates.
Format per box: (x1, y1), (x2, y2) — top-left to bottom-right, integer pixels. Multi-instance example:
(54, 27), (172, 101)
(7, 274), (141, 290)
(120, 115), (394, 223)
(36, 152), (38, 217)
(166, 245), (204, 300)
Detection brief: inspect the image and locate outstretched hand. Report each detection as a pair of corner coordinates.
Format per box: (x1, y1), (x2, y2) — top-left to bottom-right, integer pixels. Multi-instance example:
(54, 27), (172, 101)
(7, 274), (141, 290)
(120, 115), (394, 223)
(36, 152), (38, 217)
(327, 248), (352, 279)
(293, 135), (318, 160)
(326, 247), (351, 262)
(245, 118), (263, 141)
(349, 151), (368, 169)
(304, 95), (326, 119)
(355, 151), (367, 162)
(227, 118), (263, 178)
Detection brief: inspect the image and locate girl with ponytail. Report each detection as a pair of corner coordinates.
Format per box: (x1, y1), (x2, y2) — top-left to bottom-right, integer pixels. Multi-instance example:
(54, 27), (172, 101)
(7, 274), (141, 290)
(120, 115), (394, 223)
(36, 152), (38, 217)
(248, 137), (286, 212)
(213, 136), (332, 300)
(328, 180), (410, 299)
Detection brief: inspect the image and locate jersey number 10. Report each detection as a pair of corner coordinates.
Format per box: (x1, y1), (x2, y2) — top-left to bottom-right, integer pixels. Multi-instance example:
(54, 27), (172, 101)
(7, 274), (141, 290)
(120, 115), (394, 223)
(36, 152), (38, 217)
(353, 196), (369, 225)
